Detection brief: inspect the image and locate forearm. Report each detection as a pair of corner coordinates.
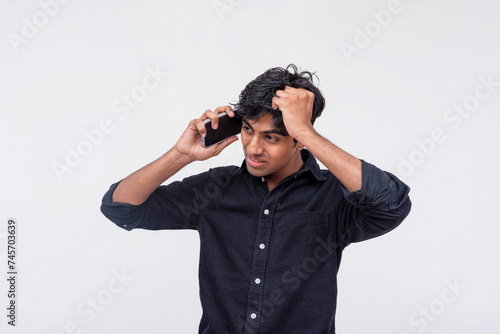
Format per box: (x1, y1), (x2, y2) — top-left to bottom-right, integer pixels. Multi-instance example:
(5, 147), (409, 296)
(296, 130), (362, 192)
(111, 107), (240, 206)
(112, 147), (193, 205)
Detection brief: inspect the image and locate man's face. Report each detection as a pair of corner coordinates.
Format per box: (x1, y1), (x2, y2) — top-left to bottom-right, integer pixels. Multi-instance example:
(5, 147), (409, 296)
(241, 113), (303, 185)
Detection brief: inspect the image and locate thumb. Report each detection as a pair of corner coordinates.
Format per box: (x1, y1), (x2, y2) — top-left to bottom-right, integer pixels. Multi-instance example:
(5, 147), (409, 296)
(212, 136), (239, 155)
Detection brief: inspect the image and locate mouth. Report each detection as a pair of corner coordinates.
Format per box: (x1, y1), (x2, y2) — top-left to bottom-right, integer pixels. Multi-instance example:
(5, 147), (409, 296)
(246, 154), (266, 168)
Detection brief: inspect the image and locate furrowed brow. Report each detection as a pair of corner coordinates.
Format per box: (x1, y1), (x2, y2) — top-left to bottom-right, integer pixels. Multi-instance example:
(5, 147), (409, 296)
(242, 119), (285, 136)
(242, 119), (253, 128)
(261, 130), (285, 135)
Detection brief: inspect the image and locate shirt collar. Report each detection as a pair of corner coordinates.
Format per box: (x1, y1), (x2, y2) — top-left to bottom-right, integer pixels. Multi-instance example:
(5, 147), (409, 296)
(297, 149), (326, 181)
(236, 149), (326, 181)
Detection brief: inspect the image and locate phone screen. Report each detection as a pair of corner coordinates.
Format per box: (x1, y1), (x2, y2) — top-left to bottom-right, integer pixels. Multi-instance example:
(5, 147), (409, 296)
(202, 112), (242, 148)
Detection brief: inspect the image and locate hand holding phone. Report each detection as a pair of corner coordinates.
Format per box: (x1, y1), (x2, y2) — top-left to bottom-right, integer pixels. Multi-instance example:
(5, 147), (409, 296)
(202, 112), (242, 148)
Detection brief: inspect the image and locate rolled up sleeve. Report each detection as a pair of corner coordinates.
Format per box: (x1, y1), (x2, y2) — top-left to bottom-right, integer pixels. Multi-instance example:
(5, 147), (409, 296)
(339, 160), (412, 243)
(100, 181), (148, 231)
(100, 171), (213, 232)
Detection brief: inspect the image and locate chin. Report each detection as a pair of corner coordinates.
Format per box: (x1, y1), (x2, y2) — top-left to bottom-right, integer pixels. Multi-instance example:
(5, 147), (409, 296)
(245, 164), (268, 177)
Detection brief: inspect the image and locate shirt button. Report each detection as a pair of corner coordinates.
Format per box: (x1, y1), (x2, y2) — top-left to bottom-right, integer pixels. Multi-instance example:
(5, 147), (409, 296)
(255, 278), (261, 284)
(259, 243), (265, 249)
(250, 313), (257, 319)
(264, 209), (269, 215)
(261, 177), (265, 182)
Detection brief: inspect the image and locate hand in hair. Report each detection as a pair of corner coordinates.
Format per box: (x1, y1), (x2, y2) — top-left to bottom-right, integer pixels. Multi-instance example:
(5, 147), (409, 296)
(271, 86), (316, 140)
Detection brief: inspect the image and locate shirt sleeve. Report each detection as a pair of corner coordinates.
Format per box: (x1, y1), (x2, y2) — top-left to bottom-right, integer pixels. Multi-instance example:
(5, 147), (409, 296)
(100, 171), (212, 231)
(337, 160), (412, 244)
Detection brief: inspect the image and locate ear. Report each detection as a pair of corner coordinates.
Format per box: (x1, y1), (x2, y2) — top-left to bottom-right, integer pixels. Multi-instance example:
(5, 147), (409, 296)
(295, 141), (305, 150)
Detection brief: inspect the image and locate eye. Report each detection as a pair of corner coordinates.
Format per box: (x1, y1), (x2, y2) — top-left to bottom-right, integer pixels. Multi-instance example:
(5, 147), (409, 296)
(242, 125), (253, 133)
(266, 135), (278, 142)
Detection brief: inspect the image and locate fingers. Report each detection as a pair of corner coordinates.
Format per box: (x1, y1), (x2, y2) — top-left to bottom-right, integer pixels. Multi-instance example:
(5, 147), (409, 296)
(272, 87), (314, 110)
(271, 96), (281, 110)
(214, 105), (235, 118)
(195, 114), (210, 138)
(272, 93), (285, 111)
(195, 105), (234, 137)
(273, 87), (294, 110)
(210, 135), (239, 155)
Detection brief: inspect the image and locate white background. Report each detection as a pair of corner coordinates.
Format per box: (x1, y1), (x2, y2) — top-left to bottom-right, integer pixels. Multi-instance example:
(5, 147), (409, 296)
(1, 0), (499, 333)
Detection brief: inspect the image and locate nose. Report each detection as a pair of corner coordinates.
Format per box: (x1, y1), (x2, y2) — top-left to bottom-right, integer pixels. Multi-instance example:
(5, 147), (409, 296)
(246, 135), (264, 156)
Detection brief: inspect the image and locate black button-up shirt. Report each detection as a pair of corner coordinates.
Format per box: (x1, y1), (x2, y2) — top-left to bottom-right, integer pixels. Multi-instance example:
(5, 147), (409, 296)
(100, 150), (411, 334)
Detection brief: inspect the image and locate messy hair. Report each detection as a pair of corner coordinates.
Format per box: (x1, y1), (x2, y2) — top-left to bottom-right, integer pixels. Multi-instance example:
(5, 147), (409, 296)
(233, 64), (325, 137)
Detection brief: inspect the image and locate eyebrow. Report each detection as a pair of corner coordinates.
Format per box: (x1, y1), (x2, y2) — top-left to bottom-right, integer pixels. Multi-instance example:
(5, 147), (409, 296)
(242, 119), (285, 136)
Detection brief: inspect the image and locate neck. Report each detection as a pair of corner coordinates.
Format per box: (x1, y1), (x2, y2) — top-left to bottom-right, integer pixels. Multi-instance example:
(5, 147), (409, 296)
(266, 151), (304, 191)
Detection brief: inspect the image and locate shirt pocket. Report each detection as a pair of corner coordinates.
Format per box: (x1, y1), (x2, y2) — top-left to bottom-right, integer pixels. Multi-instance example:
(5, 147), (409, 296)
(273, 212), (329, 268)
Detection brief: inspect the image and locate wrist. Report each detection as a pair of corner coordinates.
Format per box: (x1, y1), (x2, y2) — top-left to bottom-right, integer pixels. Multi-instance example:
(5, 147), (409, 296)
(292, 126), (319, 145)
(170, 146), (195, 165)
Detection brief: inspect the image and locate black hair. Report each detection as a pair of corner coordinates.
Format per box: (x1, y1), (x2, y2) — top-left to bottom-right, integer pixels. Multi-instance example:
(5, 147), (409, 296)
(233, 64), (325, 137)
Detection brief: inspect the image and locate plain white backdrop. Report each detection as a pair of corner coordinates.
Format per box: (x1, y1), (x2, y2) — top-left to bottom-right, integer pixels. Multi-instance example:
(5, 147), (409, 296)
(1, 0), (499, 333)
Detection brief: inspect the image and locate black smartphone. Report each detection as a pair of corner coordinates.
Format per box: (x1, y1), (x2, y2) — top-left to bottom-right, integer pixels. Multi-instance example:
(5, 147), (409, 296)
(202, 112), (242, 148)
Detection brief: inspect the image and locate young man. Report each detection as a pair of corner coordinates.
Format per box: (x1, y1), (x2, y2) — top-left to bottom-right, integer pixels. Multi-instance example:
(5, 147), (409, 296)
(100, 64), (411, 334)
